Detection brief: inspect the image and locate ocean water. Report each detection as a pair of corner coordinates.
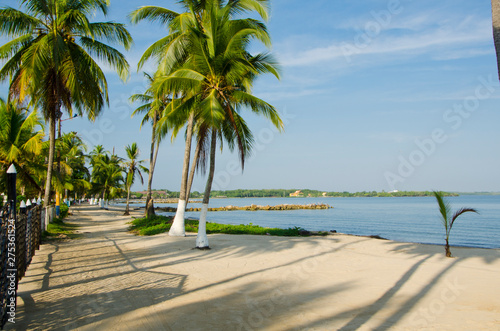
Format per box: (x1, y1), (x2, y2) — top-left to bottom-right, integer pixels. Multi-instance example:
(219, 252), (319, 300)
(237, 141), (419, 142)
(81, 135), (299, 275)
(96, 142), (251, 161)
(138, 195), (499, 249)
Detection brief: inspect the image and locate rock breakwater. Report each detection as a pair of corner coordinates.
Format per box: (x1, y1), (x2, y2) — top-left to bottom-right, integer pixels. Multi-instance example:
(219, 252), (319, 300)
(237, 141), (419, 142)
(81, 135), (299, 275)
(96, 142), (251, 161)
(158, 203), (333, 213)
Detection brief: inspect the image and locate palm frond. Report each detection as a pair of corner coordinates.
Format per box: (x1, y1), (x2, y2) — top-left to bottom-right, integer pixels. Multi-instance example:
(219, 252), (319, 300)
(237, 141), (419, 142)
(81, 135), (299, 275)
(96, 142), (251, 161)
(433, 191), (451, 230)
(225, 0), (270, 22)
(85, 22), (133, 50)
(79, 36), (130, 81)
(450, 208), (479, 228)
(0, 7), (43, 36)
(232, 90), (283, 131)
(129, 6), (179, 26)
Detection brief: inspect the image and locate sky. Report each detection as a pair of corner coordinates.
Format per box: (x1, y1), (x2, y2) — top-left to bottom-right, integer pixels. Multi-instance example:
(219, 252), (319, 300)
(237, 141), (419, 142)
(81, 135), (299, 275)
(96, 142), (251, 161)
(1, 0), (499, 193)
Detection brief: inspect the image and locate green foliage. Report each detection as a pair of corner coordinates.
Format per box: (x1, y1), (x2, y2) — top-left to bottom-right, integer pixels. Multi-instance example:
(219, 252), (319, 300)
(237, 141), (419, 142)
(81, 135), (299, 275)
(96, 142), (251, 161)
(131, 189), (458, 199)
(0, 99), (45, 195)
(206, 189), (459, 198)
(90, 151), (124, 200)
(43, 217), (79, 239)
(55, 132), (90, 198)
(1, 0), (132, 206)
(433, 191), (478, 257)
(59, 203), (69, 220)
(129, 215), (319, 237)
(43, 204), (78, 239)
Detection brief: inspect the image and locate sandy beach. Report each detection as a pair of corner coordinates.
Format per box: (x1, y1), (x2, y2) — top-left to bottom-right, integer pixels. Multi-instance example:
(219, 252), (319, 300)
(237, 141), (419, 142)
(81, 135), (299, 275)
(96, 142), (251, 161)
(7, 204), (500, 330)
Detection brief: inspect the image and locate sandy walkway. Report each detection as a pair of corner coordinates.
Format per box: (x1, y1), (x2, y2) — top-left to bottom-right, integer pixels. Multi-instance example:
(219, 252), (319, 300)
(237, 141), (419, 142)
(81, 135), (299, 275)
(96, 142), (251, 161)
(6, 204), (500, 330)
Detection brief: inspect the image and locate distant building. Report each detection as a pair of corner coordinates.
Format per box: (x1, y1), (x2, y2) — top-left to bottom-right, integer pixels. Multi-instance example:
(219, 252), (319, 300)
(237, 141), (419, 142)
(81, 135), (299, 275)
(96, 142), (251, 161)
(290, 190), (303, 197)
(322, 192), (327, 197)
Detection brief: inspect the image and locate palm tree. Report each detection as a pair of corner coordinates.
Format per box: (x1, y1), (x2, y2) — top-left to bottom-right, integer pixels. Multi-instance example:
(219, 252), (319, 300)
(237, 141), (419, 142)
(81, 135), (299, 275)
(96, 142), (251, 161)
(123, 143), (147, 215)
(433, 191), (479, 257)
(130, 73), (171, 218)
(89, 144), (108, 205)
(56, 132), (90, 201)
(492, 0), (500, 80)
(154, 1), (282, 244)
(92, 153), (123, 209)
(130, 3), (197, 232)
(0, 0), (132, 208)
(0, 98), (44, 195)
(131, 0), (281, 238)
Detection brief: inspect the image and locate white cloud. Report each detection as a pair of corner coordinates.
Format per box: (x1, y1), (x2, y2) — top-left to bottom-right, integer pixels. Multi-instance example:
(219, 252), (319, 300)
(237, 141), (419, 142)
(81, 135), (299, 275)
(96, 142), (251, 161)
(279, 16), (492, 67)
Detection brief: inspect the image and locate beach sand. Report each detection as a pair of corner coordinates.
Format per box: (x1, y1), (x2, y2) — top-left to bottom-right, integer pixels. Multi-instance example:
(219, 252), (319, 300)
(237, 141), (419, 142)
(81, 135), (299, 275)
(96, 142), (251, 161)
(8, 204), (500, 330)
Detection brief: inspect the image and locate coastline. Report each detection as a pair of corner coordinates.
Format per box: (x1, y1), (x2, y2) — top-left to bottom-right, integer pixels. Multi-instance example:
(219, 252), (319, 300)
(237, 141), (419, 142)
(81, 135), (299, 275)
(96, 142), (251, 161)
(11, 205), (500, 330)
(145, 195), (499, 250)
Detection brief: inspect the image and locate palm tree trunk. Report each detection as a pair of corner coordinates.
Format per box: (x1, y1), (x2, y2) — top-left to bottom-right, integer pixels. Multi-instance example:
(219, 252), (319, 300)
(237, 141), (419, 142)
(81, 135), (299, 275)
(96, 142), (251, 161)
(124, 185), (131, 215)
(169, 112), (195, 237)
(43, 115), (56, 208)
(196, 130), (216, 249)
(445, 238), (452, 257)
(492, 0), (500, 80)
(185, 137), (202, 209)
(145, 113), (158, 217)
(146, 140), (160, 218)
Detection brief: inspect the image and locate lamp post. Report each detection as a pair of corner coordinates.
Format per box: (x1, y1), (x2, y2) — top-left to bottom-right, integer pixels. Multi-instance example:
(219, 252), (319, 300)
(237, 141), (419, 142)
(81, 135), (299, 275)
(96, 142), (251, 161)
(7, 164), (17, 220)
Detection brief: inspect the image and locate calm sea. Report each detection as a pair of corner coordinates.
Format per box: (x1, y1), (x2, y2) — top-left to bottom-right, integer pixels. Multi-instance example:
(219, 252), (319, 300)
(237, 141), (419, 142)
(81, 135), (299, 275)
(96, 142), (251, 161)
(138, 195), (499, 249)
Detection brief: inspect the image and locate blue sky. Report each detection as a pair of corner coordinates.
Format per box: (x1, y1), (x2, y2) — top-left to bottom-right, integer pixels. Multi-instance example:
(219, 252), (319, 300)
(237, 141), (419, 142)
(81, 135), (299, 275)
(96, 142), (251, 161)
(1, 0), (499, 192)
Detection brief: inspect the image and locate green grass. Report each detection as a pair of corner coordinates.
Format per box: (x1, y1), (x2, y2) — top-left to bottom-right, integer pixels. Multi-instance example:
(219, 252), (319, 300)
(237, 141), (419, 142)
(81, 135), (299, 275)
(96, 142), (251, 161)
(42, 204), (80, 240)
(129, 215), (328, 237)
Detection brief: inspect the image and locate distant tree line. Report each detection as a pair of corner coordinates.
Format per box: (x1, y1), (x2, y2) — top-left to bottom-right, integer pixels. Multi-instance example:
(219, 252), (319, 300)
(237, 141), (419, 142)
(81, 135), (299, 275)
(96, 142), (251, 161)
(131, 189), (458, 199)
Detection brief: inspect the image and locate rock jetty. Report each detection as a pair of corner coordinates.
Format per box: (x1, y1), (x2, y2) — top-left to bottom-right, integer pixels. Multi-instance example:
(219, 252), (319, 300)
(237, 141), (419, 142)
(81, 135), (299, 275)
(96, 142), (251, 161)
(157, 203), (333, 213)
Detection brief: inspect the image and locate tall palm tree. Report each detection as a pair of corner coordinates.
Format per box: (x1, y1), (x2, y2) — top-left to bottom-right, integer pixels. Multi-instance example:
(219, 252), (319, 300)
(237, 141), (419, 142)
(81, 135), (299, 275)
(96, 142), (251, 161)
(130, 3), (197, 230)
(131, 0), (281, 238)
(123, 142), (147, 215)
(433, 191), (478, 257)
(153, 1), (282, 243)
(130, 73), (171, 217)
(492, 0), (500, 80)
(0, 0), (132, 208)
(0, 97), (44, 195)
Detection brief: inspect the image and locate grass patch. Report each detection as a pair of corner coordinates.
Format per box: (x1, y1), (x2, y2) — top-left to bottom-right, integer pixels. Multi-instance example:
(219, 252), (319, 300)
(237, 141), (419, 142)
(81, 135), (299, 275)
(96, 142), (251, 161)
(42, 204), (80, 240)
(43, 218), (80, 240)
(129, 215), (328, 237)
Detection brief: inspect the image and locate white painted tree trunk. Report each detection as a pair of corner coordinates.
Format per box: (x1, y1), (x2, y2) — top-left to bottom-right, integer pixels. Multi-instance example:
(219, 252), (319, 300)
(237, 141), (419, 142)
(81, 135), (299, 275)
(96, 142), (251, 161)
(169, 200), (186, 236)
(169, 113), (194, 236)
(99, 198), (104, 208)
(196, 204), (209, 248)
